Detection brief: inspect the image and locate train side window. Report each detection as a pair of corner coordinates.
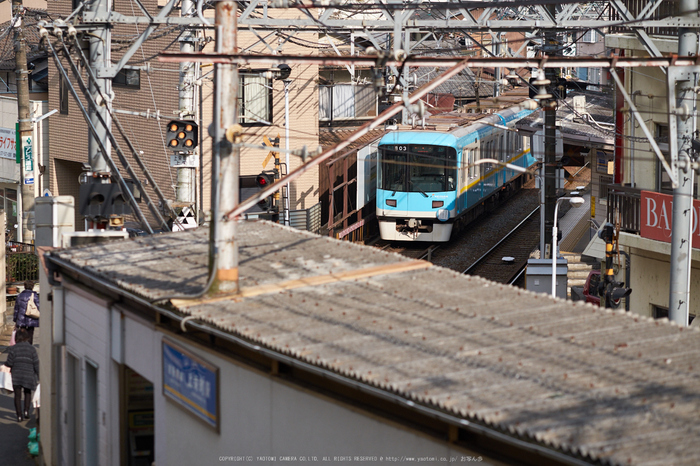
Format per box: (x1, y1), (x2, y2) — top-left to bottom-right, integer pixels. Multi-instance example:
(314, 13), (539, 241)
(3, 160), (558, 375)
(468, 149), (476, 179)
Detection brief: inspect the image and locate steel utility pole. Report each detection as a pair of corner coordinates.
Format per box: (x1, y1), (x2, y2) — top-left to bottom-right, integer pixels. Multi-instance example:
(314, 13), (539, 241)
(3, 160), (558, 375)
(176, 0), (197, 221)
(86, 0), (112, 176)
(13, 0), (33, 242)
(211, 0), (239, 293)
(543, 9), (558, 260)
(669, 0), (699, 325)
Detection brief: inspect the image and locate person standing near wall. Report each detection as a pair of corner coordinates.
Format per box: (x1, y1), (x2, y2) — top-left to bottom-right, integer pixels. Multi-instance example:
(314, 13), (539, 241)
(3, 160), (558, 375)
(5, 328), (39, 421)
(13, 280), (39, 345)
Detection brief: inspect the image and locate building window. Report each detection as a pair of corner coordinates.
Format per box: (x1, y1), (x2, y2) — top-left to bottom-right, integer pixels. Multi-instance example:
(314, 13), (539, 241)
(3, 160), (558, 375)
(319, 84), (377, 121)
(60, 73), (69, 115)
(113, 69), (140, 89)
(599, 175), (613, 200)
(655, 123), (671, 193)
(238, 72), (272, 125)
(582, 30), (596, 43)
(652, 305), (696, 324)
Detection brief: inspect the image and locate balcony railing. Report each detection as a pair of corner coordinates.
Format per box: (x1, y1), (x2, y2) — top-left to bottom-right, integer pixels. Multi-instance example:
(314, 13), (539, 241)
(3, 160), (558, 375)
(607, 185), (641, 234)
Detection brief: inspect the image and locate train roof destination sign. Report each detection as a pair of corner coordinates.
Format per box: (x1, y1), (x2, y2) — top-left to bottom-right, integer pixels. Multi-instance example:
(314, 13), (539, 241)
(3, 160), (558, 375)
(162, 339), (219, 431)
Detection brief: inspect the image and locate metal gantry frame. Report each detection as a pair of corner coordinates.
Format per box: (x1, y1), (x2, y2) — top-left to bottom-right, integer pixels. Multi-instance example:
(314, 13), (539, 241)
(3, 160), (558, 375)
(38, 0), (700, 319)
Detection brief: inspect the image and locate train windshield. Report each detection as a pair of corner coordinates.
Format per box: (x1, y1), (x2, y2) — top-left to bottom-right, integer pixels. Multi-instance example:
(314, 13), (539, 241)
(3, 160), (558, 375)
(379, 144), (456, 193)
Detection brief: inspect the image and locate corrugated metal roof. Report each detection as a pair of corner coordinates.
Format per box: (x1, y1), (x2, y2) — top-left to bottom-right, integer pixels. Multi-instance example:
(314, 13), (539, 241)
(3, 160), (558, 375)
(48, 221), (700, 465)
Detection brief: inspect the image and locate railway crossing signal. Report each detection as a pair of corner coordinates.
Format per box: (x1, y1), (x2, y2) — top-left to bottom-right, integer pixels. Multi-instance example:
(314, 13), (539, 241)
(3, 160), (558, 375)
(598, 223), (632, 309)
(255, 171), (275, 211)
(166, 120), (198, 151)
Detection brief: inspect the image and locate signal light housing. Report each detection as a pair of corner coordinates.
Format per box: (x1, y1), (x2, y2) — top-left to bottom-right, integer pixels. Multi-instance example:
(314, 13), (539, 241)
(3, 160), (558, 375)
(256, 172), (274, 188)
(166, 120), (198, 151)
(255, 171), (275, 211)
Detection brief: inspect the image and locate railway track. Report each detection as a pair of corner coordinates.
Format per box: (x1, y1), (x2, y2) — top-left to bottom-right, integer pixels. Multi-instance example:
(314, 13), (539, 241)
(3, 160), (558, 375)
(375, 241), (439, 260)
(462, 207), (540, 284)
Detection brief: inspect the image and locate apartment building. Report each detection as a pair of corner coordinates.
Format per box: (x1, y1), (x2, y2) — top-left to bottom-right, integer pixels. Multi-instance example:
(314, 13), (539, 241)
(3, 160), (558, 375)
(46, 0), (319, 231)
(604, 2), (700, 318)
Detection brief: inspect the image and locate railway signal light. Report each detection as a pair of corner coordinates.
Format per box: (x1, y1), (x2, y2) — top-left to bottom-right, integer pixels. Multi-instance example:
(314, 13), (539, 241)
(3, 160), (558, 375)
(255, 172), (274, 188)
(166, 120), (198, 151)
(597, 222), (632, 309)
(255, 171), (275, 211)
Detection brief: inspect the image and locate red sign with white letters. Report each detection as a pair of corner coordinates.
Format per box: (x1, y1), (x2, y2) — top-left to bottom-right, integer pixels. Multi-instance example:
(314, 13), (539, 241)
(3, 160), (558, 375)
(640, 190), (700, 248)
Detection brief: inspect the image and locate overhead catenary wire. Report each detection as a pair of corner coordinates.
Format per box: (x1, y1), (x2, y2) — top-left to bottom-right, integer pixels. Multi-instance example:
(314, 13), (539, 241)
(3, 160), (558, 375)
(46, 40), (155, 234)
(57, 40), (172, 231)
(69, 38), (183, 228)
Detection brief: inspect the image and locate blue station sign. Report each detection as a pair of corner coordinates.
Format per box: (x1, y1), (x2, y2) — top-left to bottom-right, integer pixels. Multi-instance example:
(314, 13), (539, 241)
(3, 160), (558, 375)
(162, 339), (219, 430)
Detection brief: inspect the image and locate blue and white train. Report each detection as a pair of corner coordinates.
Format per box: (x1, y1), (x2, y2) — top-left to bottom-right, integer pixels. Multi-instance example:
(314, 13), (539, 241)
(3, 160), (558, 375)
(376, 105), (536, 242)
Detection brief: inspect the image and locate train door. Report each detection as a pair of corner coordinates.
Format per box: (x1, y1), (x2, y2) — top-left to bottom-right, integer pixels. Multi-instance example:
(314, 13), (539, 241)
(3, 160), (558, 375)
(460, 148), (468, 210)
(466, 143), (479, 209)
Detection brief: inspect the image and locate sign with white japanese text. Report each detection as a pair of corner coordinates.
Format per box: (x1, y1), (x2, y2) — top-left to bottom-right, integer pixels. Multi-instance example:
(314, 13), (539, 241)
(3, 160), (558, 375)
(23, 136), (33, 184)
(162, 339), (219, 430)
(0, 127), (16, 160)
(640, 190), (700, 249)
(170, 154), (197, 168)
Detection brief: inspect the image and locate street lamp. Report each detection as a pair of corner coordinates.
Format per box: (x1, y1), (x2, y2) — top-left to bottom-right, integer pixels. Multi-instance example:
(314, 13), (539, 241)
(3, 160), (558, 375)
(274, 64), (292, 226)
(552, 196), (585, 297)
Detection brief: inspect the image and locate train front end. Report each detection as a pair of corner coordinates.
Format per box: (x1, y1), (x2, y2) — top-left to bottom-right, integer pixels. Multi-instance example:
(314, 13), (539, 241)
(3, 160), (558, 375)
(376, 132), (458, 242)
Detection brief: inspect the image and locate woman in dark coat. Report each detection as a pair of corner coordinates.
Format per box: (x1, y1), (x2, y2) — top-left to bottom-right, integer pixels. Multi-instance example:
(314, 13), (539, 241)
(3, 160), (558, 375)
(14, 280), (39, 345)
(5, 328), (39, 421)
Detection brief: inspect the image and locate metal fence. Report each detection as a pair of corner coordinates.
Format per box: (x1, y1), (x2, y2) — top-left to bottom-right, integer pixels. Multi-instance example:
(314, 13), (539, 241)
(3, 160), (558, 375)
(607, 185), (641, 233)
(290, 203), (322, 234)
(6, 242), (38, 284)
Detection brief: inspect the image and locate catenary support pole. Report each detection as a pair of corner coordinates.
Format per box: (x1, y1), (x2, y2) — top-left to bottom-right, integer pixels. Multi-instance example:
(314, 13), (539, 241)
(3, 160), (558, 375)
(211, 0), (239, 293)
(669, 0), (698, 325)
(284, 79), (291, 226)
(86, 0), (112, 175)
(543, 22), (557, 259)
(176, 0), (197, 219)
(13, 0), (33, 242)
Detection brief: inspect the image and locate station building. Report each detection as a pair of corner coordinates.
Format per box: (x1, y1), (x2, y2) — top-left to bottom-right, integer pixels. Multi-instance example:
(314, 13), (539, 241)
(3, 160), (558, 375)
(40, 220), (700, 465)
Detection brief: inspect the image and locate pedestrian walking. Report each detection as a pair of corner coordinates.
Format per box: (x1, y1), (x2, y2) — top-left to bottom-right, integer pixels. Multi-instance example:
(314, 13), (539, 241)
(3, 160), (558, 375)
(13, 280), (39, 345)
(4, 328), (39, 422)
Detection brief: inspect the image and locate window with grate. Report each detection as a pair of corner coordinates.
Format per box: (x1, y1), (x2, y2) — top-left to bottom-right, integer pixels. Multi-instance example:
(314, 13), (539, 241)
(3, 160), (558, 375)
(113, 69), (140, 89)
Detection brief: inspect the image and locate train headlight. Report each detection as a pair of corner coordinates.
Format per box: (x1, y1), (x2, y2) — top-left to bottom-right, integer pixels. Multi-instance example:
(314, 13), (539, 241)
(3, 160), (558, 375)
(432, 200), (444, 208)
(437, 209), (449, 221)
(386, 199), (397, 207)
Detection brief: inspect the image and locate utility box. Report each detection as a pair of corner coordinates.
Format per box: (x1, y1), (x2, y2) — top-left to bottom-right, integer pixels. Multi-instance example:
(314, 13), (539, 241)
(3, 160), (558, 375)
(35, 196), (75, 247)
(526, 258), (568, 299)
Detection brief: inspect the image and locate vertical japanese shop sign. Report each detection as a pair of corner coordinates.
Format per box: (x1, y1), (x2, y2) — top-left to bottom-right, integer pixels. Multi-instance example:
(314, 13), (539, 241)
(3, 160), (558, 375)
(162, 339), (219, 430)
(22, 135), (33, 185)
(641, 190), (700, 248)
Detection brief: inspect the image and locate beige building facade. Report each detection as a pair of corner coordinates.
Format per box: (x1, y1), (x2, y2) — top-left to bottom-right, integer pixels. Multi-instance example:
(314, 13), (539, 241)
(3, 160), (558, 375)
(46, 0), (319, 230)
(605, 27), (700, 320)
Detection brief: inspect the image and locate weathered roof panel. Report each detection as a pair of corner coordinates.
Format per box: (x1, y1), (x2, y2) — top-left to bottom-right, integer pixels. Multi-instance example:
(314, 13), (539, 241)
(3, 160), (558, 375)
(48, 220), (700, 466)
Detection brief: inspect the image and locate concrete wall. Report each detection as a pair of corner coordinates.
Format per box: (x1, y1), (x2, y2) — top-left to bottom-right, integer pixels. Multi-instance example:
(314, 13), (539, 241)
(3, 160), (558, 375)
(157, 335), (472, 466)
(62, 285), (115, 466)
(60, 285), (482, 466)
(621, 234), (700, 317)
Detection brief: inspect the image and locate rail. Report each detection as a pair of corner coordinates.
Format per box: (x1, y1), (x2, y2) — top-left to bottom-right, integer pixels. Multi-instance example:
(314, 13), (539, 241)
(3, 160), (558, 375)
(607, 185), (641, 234)
(463, 206), (540, 276)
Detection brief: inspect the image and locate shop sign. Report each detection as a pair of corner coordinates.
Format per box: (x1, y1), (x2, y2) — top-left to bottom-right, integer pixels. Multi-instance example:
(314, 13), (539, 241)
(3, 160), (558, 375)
(641, 190), (700, 248)
(163, 339), (219, 430)
(0, 127), (15, 160)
